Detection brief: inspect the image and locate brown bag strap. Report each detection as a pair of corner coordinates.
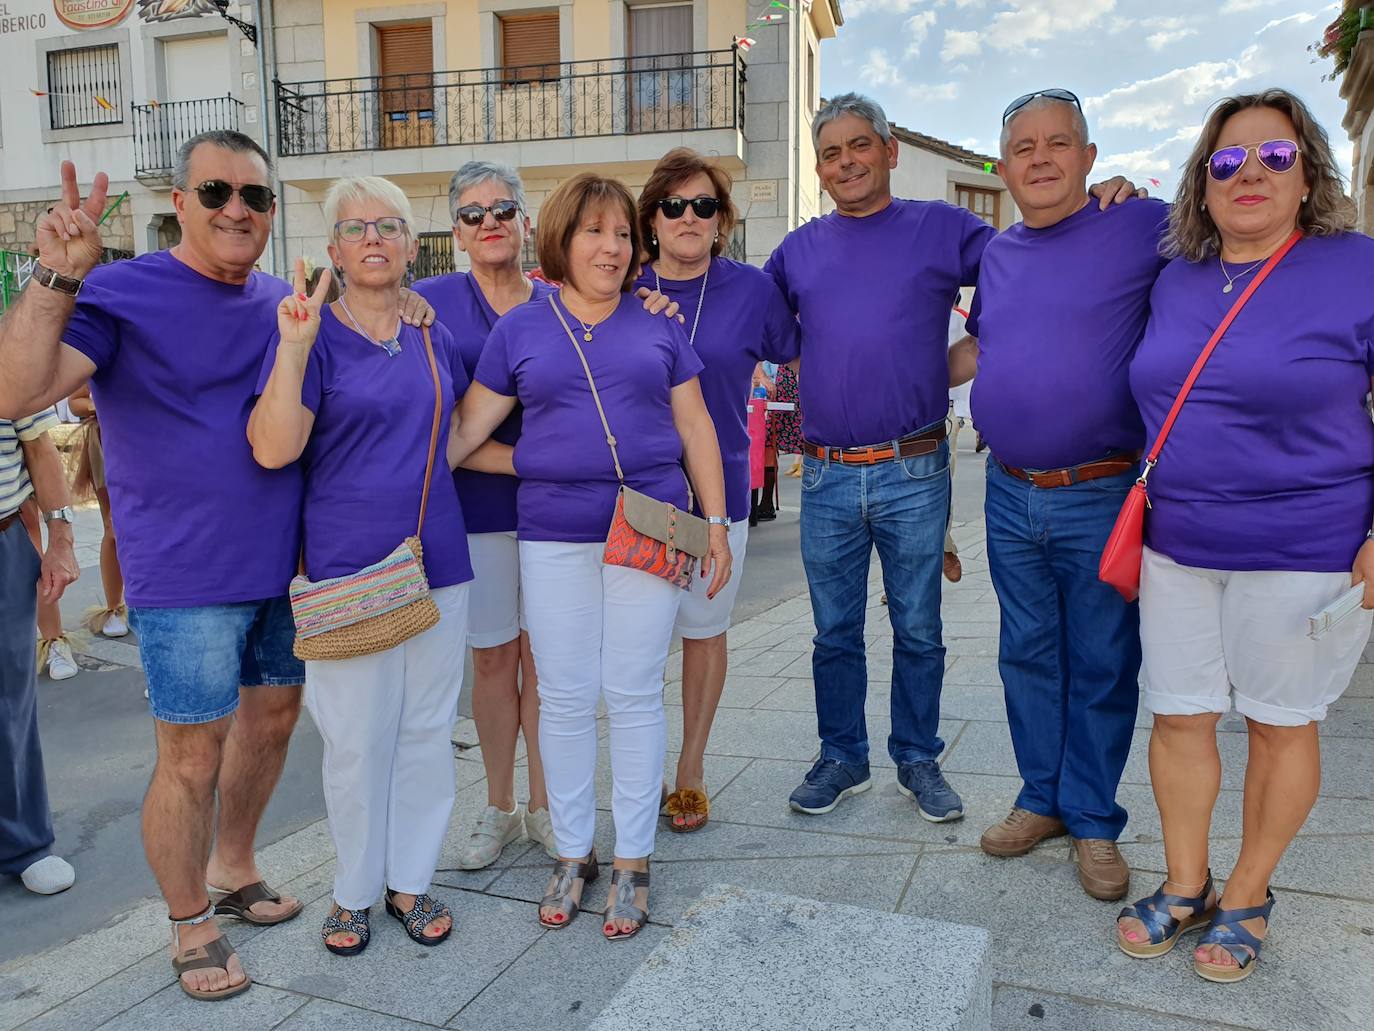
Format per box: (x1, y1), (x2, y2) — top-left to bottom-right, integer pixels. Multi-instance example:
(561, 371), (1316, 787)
(416, 324), (443, 536)
(549, 294), (627, 483)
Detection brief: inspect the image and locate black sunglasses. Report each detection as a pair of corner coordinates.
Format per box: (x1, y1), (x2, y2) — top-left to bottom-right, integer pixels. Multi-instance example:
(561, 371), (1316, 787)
(657, 196), (721, 220)
(193, 180), (275, 214)
(456, 200), (521, 227)
(1002, 88), (1083, 124)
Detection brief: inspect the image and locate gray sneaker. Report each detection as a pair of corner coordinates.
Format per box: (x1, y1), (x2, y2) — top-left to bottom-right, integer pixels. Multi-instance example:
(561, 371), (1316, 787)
(524, 806), (559, 859)
(458, 804), (524, 870)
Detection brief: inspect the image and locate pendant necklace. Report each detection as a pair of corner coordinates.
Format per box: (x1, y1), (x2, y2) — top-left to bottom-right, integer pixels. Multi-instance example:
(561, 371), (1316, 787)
(1219, 254), (1265, 295)
(569, 298), (618, 342)
(655, 259), (711, 347)
(337, 297), (402, 356)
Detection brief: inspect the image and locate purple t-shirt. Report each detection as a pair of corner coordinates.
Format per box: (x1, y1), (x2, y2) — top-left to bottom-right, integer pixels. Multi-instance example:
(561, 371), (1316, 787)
(62, 250), (300, 607)
(1130, 232), (1374, 573)
(632, 257), (800, 522)
(475, 292), (704, 542)
(968, 199), (1170, 469)
(764, 198), (994, 447)
(257, 309), (473, 588)
(411, 272), (556, 534)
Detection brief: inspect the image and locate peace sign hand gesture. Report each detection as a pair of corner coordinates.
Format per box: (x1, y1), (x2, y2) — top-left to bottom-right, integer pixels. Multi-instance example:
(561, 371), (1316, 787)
(35, 160), (109, 280)
(277, 258), (332, 352)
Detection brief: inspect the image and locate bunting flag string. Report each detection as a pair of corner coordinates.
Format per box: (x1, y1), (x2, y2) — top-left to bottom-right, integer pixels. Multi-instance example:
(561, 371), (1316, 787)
(1148, 178), (1162, 188)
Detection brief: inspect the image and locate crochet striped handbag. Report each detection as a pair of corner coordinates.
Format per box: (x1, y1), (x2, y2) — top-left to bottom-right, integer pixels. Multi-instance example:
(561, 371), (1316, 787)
(290, 326), (444, 660)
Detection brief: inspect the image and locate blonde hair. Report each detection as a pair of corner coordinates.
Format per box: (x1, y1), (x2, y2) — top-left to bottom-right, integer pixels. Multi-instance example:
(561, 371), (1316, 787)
(323, 175), (416, 240)
(1166, 88), (1352, 262)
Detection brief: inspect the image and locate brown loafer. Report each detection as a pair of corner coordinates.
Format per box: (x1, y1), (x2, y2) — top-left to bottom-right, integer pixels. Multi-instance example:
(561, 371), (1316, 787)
(980, 807), (1067, 857)
(943, 551), (963, 583)
(1073, 838), (1130, 901)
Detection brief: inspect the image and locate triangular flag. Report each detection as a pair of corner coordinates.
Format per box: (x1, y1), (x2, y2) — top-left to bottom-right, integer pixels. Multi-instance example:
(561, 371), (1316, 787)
(30, 88), (48, 97)
(736, 36), (756, 51)
(93, 95), (114, 111)
(769, 1), (791, 8)
(1148, 178), (1161, 188)
(758, 12), (785, 20)
(983, 161), (995, 174)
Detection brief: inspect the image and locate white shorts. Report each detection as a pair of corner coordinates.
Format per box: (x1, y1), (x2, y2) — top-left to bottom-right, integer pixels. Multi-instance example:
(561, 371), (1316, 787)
(675, 522), (749, 640)
(466, 531), (524, 649)
(1139, 546), (1372, 726)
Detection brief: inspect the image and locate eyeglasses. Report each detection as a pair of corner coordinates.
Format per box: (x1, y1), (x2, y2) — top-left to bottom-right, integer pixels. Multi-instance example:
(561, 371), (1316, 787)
(656, 196), (721, 220)
(334, 217), (408, 242)
(455, 200), (520, 227)
(1206, 139), (1301, 182)
(192, 180), (275, 214)
(1001, 88), (1083, 124)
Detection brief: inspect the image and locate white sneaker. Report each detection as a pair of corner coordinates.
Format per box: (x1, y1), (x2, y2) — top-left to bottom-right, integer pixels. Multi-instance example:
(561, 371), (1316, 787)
(21, 855), (75, 895)
(457, 804), (525, 870)
(45, 639), (78, 681)
(101, 611), (129, 638)
(524, 806), (559, 859)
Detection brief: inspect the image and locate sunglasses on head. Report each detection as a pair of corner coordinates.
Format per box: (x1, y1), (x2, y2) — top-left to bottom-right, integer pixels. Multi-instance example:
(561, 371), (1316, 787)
(1206, 139), (1301, 182)
(334, 217), (408, 242)
(1002, 88), (1083, 124)
(193, 180), (275, 214)
(657, 196), (721, 220)
(456, 200), (520, 227)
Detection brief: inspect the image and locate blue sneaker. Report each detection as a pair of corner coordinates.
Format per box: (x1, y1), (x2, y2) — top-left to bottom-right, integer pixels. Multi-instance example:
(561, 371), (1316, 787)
(897, 760), (964, 823)
(788, 758), (872, 815)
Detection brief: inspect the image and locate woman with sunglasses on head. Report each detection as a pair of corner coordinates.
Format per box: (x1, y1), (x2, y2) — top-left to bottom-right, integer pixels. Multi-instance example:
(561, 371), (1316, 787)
(1115, 90), (1374, 983)
(632, 148), (800, 833)
(250, 176), (483, 957)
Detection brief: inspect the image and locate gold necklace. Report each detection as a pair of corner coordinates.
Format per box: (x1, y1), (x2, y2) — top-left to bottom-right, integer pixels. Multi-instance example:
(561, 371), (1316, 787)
(1219, 254), (1265, 294)
(565, 295), (618, 342)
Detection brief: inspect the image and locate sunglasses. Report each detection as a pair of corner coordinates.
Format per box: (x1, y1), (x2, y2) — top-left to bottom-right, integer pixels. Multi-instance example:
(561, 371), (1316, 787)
(193, 180), (275, 214)
(657, 196), (721, 220)
(334, 217), (408, 242)
(456, 200), (520, 227)
(1206, 139), (1301, 181)
(1002, 88), (1082, 124)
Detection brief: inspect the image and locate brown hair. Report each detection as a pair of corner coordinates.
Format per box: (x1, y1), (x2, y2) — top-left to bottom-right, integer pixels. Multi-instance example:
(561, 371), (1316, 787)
(637, 148), (738, 260)
(1166, 88), (1352, 262)
(536, 173), (642, 292)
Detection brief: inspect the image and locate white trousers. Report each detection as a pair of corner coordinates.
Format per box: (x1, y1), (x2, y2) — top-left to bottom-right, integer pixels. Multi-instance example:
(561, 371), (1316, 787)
(305, 583), (469, 909)
(519, 540), (682, 859)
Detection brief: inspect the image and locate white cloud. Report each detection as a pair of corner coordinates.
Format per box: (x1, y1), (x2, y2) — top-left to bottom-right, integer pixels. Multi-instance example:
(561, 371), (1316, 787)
(908, 81), (960, 101)
(859, 48), (904, 87)
(904, 11), (939, 57)
(1146, 27), (1198, 51)
(1084, 50), (1256, 131)
(941, 28), (983, 61)
(986, 0), (1118, 51)
(844, 0), (930, 18)
(1219, 0), (1283, 11)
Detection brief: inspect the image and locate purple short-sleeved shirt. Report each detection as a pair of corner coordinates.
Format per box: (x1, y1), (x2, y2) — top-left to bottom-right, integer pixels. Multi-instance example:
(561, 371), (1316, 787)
(1129, 232), (1374, 572)
(968, 199), (1170, 469)
(764, 199), (994, 447)
(632, 257), (800, 522)
(475, 292), (704, 543)
(257, 309), (473, 588)
(61, 250), (299, 607)
(411, 272), (556, 533)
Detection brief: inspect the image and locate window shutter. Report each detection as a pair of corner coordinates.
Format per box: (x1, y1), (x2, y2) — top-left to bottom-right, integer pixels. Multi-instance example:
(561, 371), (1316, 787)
(377, 24), (434, 112)
(501, 14), (560, 82)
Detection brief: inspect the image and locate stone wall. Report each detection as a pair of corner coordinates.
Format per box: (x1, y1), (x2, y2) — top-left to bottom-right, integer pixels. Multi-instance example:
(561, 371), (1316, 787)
(0, 196), (136, 257)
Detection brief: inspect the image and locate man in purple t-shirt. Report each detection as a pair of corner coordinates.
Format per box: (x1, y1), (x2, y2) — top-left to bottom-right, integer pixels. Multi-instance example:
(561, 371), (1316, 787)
(949, 92), (1168, 900)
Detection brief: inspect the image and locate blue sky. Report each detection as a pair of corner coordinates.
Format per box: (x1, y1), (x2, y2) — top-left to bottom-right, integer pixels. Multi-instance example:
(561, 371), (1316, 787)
(818, 0), (1351, 198)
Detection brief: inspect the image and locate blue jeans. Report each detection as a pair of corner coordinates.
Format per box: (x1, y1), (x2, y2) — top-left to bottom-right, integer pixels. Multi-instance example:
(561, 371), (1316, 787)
(800, 440), (950, 766)
(984, 459), (1141, 840)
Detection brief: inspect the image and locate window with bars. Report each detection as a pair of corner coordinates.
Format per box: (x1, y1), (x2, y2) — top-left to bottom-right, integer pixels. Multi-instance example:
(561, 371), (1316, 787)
(501, 13), (560, 83)
(47, 44), (124, 130)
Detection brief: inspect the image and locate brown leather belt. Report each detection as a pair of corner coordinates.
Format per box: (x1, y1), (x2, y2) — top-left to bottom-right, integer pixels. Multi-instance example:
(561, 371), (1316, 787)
(997, 450), (1142, 489)
(803, 424), (948, 465)
(0, 511), (20, 533)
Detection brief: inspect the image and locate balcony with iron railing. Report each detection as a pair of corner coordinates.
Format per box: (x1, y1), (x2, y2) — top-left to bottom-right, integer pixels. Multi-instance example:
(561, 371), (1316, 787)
(132, 96), (245, 181)
(275, 49), (745, 159)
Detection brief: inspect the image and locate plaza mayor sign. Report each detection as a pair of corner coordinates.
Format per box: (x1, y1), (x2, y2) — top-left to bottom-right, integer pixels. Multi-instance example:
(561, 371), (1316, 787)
(53, 0), (133, 30)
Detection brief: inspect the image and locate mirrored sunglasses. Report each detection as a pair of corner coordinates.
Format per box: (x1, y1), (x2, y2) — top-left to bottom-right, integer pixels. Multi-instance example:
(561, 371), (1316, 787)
(194, 180), (275, 214)
(334, 217), (408, 242)
(456, 200), (521, 227)
(657, 196), (721, 220)
(1206, 139), (1301, 182)
(1001, 88), (1082, 124)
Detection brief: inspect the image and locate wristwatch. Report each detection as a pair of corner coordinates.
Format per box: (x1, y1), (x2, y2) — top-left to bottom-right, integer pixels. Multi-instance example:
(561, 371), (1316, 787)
(33, 263), (83, 297)
(41, 506), (75, 525)
(706, 515), (731, 528)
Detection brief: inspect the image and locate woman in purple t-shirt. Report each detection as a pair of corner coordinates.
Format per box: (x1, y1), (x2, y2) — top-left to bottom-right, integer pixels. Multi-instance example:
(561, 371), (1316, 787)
(449, 173), (731, 941)
(250, 176), (477, 957)
(1117, 90), (1374, 984)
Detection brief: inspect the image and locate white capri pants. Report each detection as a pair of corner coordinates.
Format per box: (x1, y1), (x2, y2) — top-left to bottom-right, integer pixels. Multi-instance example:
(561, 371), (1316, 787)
(519, 540), (682, 859)
(1139, 546), (1372, 726)
(305, 583), (469, 909)
(467, 531), (524, 648)
(675, 521), (748, 639)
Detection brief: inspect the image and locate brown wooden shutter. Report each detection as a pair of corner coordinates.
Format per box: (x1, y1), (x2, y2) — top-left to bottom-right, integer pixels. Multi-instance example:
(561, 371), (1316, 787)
(501, 14), (560, 82)
(378, 23), (434, 113)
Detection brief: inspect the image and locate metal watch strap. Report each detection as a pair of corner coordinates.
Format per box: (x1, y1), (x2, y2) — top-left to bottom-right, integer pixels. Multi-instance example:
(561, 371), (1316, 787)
(34, 263), (83, 296)
(42, 506), (74, 524)
(707, 516), (730, 527)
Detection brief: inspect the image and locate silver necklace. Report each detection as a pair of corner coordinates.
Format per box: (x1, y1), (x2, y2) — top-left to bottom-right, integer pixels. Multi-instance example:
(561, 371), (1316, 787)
(1219, 255), (1265, 294)
(654, 259), (710, 347)
(337, 297), (402, 356)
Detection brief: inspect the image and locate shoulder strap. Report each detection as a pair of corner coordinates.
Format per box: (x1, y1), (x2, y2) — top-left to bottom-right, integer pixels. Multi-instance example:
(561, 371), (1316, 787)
(416, 325), (443, 535)
(549, 294), (626, 484)
(1143, 229), (1302, 477)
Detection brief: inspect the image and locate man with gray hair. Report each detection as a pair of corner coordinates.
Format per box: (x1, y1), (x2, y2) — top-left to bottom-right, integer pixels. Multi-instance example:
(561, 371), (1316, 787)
(948, 89), (1166, 899)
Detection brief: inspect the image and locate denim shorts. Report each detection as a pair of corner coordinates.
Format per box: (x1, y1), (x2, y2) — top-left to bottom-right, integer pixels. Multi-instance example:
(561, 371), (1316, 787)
(130, 596), (304, 725)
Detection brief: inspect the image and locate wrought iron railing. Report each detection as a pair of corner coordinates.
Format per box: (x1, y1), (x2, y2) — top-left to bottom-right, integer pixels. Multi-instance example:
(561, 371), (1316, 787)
(276, 49), (745, 157)
(132, 96), (245, 179)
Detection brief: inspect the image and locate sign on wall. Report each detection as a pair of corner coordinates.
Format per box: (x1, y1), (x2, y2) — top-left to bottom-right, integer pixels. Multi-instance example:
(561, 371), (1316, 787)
(136, 0), (216, 23)
(52, 0), (133, 30)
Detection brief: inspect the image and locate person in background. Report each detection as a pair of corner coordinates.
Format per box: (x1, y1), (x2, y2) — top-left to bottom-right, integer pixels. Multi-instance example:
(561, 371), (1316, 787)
(19, 492), (78, 681)
(943, 306), (971, 584)
(67, 384), (127, 640)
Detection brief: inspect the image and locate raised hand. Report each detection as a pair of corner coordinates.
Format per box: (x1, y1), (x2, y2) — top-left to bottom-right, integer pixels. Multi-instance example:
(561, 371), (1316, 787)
(277, 258), (332, 351)
(34, 160), (109, 281)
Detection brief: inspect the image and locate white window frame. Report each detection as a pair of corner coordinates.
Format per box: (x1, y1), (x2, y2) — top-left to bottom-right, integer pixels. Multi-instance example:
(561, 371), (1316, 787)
(37, 28), (133, 145)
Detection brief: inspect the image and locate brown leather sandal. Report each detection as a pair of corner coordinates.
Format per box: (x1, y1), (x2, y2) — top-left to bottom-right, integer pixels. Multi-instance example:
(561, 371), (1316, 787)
(539, 851), (599, 929)
(665, 787), (710, 833)
(209, 880), (303, 926)
(170, 904), (251, 1001)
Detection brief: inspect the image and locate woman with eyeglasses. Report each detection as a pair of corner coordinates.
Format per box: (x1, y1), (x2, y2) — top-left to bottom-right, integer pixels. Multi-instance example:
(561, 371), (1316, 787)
(632, 148), (800, 833)
(250, 176), (481, 957)
(1115, 90), (1374, 983)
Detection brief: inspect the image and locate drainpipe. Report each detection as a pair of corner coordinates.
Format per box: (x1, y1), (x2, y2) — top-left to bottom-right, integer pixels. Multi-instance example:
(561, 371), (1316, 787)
(252, 0), (283, 276)
(790, 1), (802, 234)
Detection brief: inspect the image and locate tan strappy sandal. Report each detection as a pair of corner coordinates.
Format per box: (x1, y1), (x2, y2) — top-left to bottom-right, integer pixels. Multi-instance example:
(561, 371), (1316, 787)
(539, 851), (599, 929)
(170, 904), (251, 1001)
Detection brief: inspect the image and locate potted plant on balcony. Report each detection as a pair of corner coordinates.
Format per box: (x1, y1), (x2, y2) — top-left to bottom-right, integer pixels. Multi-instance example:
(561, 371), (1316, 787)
(1311, 5), (1374, 79)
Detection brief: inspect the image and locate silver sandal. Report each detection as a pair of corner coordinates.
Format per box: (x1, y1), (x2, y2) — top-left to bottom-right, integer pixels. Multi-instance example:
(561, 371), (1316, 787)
(603, 867), (650, 942)
(539, 851), (599, 929)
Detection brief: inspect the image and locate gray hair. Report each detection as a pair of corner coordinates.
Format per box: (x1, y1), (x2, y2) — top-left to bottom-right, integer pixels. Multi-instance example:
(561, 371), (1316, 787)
(172, 130), (273, 191)
(812, 92), (891, 151)
(448, 160), (528, 224)
(999, 96), (1091, 156)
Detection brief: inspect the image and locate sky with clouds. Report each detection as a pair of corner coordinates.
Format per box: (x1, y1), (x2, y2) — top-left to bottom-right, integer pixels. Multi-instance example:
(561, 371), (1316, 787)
(818, 0), (1352, 198)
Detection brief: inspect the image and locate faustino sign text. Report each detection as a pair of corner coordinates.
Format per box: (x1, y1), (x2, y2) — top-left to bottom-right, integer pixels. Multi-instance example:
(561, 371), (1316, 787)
(53, 0), (133, 30)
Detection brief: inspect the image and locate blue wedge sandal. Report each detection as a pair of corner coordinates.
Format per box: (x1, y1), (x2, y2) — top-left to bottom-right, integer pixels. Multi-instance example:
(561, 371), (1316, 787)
(1194, 890), (1274, 984)
(1116, 872), (1216, 959)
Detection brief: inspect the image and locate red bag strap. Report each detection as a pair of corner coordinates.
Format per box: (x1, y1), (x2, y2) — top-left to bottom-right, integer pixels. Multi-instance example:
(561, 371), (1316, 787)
(1142, 229), (1302, 480)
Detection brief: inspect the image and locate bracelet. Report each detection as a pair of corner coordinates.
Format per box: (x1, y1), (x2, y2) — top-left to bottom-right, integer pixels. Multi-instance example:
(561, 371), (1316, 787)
(706, 515), (731, 527)
(1367, 530), (1374, 541)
